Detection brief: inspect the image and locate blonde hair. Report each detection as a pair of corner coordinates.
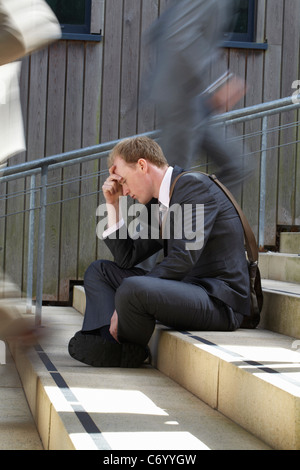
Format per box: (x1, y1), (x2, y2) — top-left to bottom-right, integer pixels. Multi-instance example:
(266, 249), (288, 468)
(108, 136), (168, 168)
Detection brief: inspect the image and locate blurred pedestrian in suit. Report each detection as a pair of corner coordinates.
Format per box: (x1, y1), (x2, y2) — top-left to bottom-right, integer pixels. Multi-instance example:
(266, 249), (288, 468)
(142, 0), (251, 189)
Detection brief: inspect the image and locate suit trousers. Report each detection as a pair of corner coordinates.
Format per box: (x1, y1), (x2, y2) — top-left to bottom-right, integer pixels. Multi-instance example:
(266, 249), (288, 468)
(82, 259), (243, 347)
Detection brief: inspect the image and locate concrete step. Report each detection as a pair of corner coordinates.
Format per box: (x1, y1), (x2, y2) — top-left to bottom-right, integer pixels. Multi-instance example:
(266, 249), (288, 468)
(259, 252), (300, 284)
(73, 284), (85, 315)
(149, 325), (300, 450)
(72, 285), (300, 450)
(280, 232), (300, 254)
(9, 306), (271, 450)
(261, 279), (300, 339)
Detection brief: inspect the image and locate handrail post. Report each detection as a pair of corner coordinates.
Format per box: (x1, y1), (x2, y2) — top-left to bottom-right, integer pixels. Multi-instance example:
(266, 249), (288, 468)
(35, 165), (48, 327)
(26, 174), (36, 314)
(258, 115), (268, 250)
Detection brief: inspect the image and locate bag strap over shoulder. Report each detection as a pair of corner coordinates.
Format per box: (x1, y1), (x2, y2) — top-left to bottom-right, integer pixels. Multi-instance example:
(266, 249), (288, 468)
(169, 170), (259, 264)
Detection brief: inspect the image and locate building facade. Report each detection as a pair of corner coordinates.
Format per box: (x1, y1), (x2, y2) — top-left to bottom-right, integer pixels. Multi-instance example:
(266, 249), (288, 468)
(1, 0), (299, 301)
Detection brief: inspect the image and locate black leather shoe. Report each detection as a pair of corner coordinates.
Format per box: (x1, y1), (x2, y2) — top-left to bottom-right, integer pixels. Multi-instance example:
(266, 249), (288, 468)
(68, 330), (148, 368)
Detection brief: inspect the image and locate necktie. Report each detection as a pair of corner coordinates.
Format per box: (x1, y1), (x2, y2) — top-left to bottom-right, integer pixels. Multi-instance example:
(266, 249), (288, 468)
(158, 202), (167, 227)
(158, 202), (168, 246)
(158, 203), (168, 256)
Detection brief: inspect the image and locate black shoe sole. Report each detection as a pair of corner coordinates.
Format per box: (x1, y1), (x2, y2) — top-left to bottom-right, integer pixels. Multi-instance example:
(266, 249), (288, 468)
(68, 331), (148, 368)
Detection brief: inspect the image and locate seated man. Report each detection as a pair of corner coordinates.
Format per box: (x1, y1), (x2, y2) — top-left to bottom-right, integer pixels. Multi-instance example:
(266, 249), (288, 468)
(69, 136), (250, 367)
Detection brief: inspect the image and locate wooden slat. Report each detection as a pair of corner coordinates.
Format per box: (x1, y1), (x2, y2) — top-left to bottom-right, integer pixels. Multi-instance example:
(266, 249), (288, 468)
(78, 41), (102, 280)
(256, 0), (266, 44)
(227, 48), (247, 205)
(43, 41), (67, 301)
(207, 48), (229, 175)
(277, 0), (300, 226)
(119, 0), (141, 138)
(6, 50), (48, 290)
(159, 0), (172, 14)
(91, 0), (104, 34)
(242, 50), (264, 242)
(27, 50), (48, 161)
(16, 57), (30, 293)
(137, 0), (159, 134)
(100, 0), (123, 143)
(0, 177), (5, 271)
(261, 0), (284, 246)
(296, 108), (300, 226)
(22, 49), (48, 293)
(59, 41), (85, 301)
(263, 49), (281, 247)
(98, 0), (124, 262)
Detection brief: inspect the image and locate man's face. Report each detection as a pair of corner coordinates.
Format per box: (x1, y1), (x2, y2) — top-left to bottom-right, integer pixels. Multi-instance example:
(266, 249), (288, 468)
(112, 155), (153, 204)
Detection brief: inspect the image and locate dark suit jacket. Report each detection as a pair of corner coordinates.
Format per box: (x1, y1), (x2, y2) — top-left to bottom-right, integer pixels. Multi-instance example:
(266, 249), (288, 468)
(105, 166), (251, 317)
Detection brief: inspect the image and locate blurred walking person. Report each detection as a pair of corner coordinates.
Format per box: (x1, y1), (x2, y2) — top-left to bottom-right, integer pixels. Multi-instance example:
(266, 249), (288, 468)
(142, 0), (251, 189)
(0, 0), (60, 344)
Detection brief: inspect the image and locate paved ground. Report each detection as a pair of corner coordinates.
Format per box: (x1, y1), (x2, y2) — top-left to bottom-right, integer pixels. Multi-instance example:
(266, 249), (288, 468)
(0, 346), (43, 450)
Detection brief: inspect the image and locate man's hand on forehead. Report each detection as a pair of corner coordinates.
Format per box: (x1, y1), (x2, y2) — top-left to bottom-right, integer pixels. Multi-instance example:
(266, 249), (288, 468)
(109, 165), (125, 185)
(102, 165), (125, 204)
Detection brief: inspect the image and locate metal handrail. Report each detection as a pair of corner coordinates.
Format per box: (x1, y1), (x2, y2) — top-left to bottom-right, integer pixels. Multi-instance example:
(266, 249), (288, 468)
(0, 131), (159, 181)
(214, 94), (300, 124)
(1, 94), (299, 181)
(1, 94), (299, 323)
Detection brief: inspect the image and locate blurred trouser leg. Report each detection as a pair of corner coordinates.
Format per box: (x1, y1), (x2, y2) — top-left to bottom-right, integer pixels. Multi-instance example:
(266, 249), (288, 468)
(0, 269), (34, 341)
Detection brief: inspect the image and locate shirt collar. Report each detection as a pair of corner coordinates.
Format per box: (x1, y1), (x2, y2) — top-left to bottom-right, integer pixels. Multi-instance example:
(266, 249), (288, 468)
(158, 166), (173, 208)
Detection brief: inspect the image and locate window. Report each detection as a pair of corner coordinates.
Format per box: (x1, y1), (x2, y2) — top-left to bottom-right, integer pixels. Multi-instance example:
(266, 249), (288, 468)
(46, 0), (92, 35)
(224, 0), (256, 43)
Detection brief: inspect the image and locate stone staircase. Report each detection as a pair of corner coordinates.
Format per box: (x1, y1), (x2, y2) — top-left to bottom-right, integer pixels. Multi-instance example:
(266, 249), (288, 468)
(9, 233), (300, 450)
(72, 231), (300, 450)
